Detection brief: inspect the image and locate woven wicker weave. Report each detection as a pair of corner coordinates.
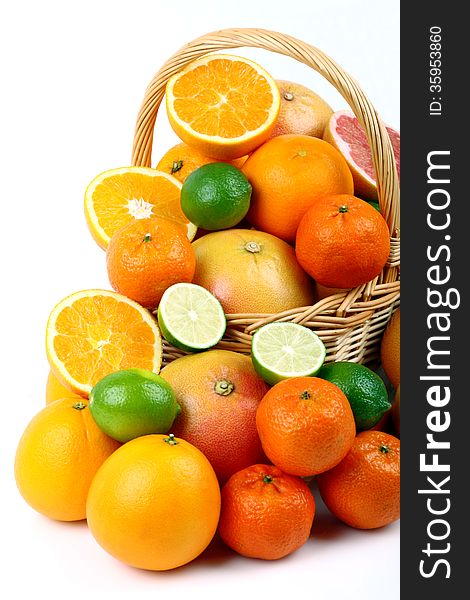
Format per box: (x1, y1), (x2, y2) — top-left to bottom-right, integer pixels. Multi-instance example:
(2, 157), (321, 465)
(131, 28), (400, 366)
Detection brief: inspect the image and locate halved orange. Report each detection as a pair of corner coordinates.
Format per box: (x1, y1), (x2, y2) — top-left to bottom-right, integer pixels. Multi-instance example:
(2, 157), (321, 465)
(166, 54), (281, 160)
(84, 167), (197, 250)
(46, 289), (162, 396)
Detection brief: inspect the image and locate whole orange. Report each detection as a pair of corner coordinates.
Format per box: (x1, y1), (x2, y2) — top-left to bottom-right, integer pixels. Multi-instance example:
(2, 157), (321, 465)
(317, 430), (400, 529)
(45, 369), (83, 404)
(242, 134), (353, 242)
(295, 194), (390, 289)
(192, 229), (315, 314)
(160, 350), (269, 483)
(219, 464), (315, 560)
(380, 307), (400, 389)
(156, 142), (247, 183)
(15, 398), (120, 521)
(106, 217), (195, 309)
(256, 377), (356, 476)
(86, 434), (221, 571)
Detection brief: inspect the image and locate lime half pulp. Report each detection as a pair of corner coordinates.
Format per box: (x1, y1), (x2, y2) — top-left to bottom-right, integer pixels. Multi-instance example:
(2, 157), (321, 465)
(251, 322), (326, 385)
(157, 283), (226, 352)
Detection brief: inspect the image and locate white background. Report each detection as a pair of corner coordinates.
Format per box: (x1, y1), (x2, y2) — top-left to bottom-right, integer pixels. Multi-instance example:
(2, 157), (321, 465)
(0, 1), (400, 598)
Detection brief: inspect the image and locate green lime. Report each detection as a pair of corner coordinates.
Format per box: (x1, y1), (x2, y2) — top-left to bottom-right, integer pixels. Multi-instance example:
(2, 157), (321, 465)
(89, 368), (181, 442)
(157, 283), (226, 352)
(180, 162), (252, 230)
(251, 322), (326, 385)
(317, 361), (390, 430)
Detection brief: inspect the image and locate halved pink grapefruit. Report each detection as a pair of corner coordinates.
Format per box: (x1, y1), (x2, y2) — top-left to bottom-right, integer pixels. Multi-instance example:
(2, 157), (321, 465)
(323, 110), (400, 201)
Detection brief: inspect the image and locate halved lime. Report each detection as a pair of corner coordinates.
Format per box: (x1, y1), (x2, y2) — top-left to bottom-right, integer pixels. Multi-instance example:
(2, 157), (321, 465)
(157, 283), (226, 352)
(251, 322), (326, 385)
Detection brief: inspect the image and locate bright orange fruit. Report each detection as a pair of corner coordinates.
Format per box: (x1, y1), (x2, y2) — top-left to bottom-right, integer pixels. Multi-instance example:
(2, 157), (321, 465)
(156, 142), (247, 183)
(256, 377), (356, 476)
(242, 134), (354, 242)
(84, 167), (196, 249)
(86, 434), (221, 571)
(295, 194), (390, 289)
(106, 217), (196, 309)
(46, 289), (162, 396)
(166, 54), (280, 159)
(15, 398), (120, 521)
(219, 464), (315, 560)
(317, 430), (400, 529)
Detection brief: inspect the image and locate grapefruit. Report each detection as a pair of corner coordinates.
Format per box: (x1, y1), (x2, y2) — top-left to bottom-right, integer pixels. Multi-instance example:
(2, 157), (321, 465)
(271, 80), (333, 138)
(160, 350), (270, 483)
(191, 229), (315, 315)
(323, 110), (400, 201)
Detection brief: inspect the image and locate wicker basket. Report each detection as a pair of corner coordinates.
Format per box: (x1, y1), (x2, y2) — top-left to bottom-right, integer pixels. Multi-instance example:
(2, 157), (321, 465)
(131, 28), (400, 367)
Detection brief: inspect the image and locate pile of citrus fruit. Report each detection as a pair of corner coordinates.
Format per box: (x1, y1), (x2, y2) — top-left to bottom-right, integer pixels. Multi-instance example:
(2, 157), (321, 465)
(15, 53), (401, 571)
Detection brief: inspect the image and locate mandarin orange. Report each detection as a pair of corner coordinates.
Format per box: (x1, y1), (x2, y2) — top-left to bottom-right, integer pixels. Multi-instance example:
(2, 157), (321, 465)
(106, 217), (196, 309)
(156, 142), (247, 183)
(317, 430), (400, 529)
(219, 464), (315, 560)
(295, 194), (390, 289)
(256, 377), (356, 476)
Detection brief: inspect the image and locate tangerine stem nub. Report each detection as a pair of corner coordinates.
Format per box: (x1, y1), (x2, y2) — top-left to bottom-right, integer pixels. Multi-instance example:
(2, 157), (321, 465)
(214, 379), (234, 396)
(164, 433), (178, 446)
(380, 445), (391, 454)
(339, 205), (349, 213)
(263, 475), (274, 484)
(143, 233), (152, 243)
(300, 390), (311, 400)
(73, 401), (87, 410)
(171, 160), (183, 174)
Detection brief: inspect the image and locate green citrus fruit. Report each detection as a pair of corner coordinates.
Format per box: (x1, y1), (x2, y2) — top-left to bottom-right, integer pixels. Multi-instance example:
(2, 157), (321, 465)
(158, 283), (226, 352)
(89, 369), (180, 442)
(251, 322), (326, 385)
(317, 361), (390, 430)
(181, 162), (251, 230)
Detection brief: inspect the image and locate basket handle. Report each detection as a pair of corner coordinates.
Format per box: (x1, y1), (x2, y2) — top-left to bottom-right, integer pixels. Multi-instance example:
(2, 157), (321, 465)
(132, 27), (400, 234)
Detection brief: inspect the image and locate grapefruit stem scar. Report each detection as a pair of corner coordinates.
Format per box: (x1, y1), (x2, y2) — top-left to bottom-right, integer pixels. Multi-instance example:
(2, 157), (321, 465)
(244, 241), (261, 253)
(214, 380), (234, 396)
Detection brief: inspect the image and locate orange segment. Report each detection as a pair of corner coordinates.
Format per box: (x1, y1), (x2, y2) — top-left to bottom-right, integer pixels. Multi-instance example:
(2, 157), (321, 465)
(46, 290), (162, 396)
(166, 54), (280, 160)
(84, 167), (197, 250)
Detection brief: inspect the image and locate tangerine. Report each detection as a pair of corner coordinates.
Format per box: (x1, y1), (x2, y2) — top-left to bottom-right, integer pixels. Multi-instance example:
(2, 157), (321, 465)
(295, 194), (390, 289)
(256, 377), (356, 476)
(317, 430), (400, 529)
(156, 142), (247, 183)
(219, 464), (315, 560)
(106, 217), (196, 309)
